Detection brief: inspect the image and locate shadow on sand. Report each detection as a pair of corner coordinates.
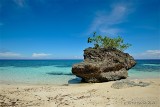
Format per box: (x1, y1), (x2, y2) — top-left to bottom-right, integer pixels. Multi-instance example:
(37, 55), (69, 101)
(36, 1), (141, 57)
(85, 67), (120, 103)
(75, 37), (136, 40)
(68, 77), (82, 84)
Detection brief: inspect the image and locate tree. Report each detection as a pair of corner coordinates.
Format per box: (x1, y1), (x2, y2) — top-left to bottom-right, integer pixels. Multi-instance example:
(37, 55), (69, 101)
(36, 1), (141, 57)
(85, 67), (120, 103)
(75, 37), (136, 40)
(87, 32), (131, 51)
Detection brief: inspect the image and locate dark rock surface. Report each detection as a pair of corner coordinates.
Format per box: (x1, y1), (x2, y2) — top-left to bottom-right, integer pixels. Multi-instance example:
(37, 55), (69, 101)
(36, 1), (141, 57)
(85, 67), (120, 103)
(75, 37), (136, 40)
(72, 48), (136, 83)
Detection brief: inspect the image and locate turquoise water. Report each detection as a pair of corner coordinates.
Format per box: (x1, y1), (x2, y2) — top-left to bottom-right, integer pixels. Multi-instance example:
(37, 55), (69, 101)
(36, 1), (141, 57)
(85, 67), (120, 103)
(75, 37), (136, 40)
(0, 60), (82, 85)
(128, 60), (160, 79)
(0, 59), (159, 85)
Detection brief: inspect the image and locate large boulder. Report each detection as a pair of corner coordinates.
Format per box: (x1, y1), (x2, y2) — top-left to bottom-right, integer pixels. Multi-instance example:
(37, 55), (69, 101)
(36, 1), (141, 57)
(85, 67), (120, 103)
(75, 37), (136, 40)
(72, 47), (136, 83)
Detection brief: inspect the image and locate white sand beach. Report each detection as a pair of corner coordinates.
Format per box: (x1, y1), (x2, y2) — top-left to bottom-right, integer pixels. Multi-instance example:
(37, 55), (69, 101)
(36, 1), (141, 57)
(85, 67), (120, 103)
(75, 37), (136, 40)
(0, 78), (159, 107)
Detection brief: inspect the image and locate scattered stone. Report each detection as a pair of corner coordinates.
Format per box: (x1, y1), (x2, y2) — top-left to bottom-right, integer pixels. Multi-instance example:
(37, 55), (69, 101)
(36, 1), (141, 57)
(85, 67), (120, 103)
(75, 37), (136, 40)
(62, 84), (69, 86)
(111, 79), (150, 89)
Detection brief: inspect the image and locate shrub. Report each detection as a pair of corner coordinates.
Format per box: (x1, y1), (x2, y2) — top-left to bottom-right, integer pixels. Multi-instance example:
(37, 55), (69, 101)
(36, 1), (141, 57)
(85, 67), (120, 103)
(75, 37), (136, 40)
(87, 32), (131, 51)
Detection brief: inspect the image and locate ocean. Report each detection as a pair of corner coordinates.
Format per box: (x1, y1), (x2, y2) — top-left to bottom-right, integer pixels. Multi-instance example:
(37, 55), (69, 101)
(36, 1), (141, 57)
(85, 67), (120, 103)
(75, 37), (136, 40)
(0, 59), (159, 85)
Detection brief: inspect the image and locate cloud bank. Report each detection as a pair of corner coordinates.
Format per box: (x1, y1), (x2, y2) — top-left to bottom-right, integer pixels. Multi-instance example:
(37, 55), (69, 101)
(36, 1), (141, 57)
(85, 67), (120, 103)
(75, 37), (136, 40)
(0, 52), (21, 58)
(134, 50), (160, 59)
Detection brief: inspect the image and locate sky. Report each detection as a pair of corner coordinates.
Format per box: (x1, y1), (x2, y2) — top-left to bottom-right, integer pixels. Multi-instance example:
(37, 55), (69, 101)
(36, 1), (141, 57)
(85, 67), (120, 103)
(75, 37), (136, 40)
(0, 0), (159, 59)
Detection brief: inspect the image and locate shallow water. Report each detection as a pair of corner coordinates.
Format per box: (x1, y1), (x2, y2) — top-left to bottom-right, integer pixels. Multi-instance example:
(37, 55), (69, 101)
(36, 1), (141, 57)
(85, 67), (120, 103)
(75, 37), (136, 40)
(0, 59), (159, 85)
(128, 59), (160, 79)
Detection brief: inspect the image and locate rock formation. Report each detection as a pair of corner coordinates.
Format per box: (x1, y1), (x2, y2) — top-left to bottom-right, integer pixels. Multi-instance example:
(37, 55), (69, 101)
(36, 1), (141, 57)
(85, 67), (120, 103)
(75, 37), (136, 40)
(72, 47), (136, 83)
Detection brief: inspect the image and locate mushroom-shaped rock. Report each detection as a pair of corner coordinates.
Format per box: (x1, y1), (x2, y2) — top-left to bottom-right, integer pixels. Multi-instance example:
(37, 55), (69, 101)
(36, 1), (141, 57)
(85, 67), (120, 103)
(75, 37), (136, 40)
(72, 48), (136, 83)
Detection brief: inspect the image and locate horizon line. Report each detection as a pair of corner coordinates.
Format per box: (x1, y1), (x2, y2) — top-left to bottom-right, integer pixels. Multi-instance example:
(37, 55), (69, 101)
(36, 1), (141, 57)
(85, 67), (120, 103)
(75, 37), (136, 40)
(0, 58), (160, 60)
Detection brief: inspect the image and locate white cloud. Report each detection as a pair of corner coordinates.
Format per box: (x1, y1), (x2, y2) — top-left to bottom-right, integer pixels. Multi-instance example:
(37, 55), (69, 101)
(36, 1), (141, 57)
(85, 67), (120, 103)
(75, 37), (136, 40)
(13, 0), (26, 7)
(88, 2), (133, 35)
(134, 26), (157, 30)
(12, 0), (47, 8)
(32, 53), (52, 58)
(145, 50), (160, 55)
(0, 52), (21, 58)
(134, 50), (160, 59)
(73, 56), (83, 59)
(0, 22), (3, 26)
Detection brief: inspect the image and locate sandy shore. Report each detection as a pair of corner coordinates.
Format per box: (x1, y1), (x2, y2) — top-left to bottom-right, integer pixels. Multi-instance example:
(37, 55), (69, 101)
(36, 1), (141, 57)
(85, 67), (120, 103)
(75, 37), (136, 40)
(0, 79), (160, 107)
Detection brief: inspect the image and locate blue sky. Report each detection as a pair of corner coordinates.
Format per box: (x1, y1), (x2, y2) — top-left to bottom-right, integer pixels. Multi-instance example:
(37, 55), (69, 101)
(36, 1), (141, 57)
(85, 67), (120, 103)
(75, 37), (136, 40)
(0, 0), (159, 59)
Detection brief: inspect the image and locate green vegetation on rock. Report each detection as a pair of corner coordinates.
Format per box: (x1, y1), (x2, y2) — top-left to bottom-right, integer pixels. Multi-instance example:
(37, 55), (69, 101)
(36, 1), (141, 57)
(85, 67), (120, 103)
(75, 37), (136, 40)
(87, 32), (131, 51)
